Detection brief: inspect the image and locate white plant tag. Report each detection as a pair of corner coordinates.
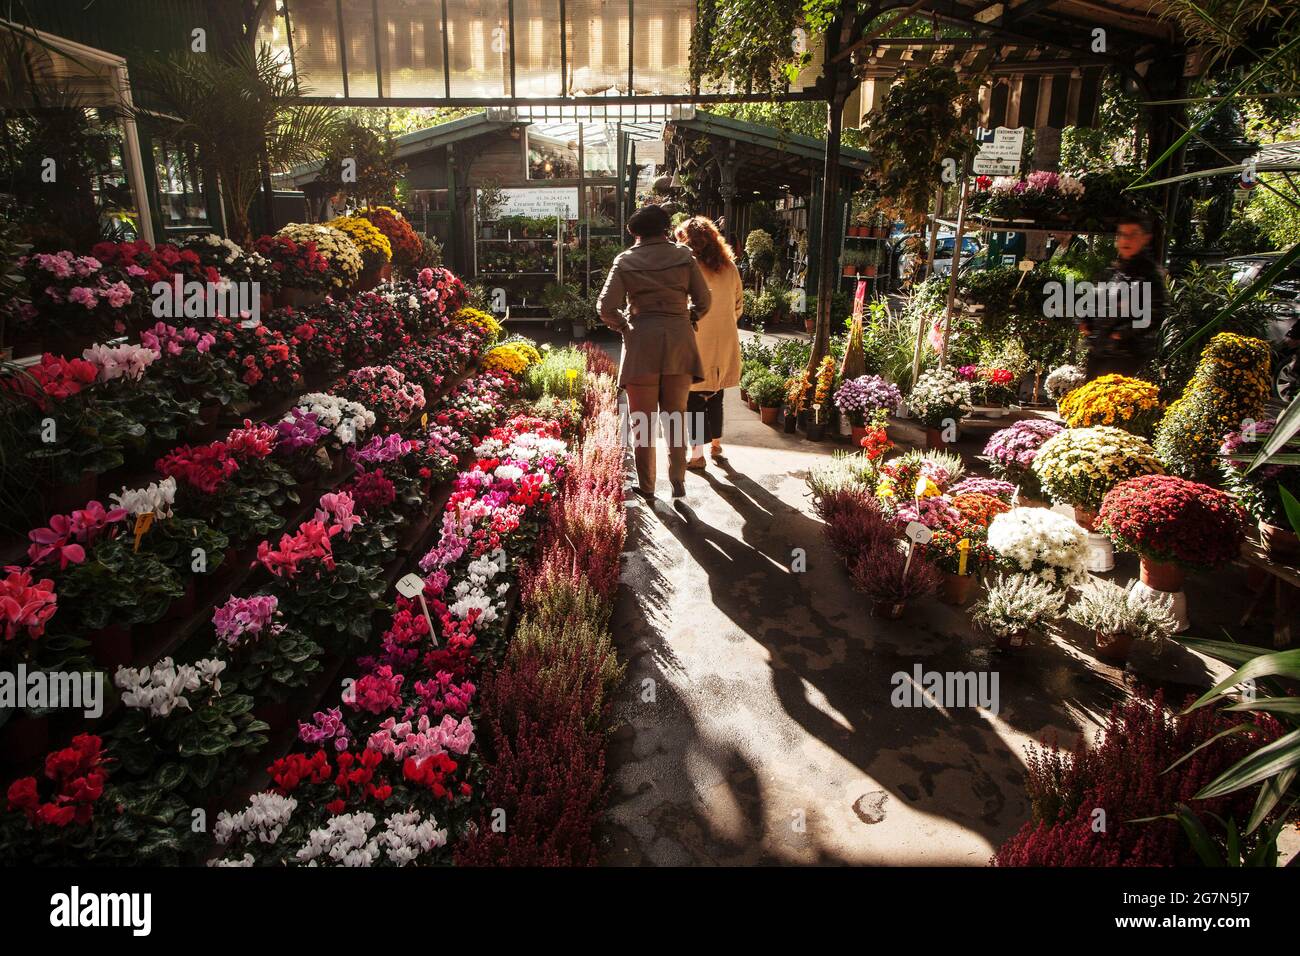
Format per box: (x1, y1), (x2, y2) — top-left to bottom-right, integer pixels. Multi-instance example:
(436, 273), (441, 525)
(904, 521), (933, 545)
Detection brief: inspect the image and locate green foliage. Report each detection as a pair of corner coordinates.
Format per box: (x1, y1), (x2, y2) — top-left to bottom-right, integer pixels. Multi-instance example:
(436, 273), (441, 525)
(749, 370), (787, 408)
(316, 118), (406, 207)
(861, 66), (978, 229)
(524, 346), (588, 400)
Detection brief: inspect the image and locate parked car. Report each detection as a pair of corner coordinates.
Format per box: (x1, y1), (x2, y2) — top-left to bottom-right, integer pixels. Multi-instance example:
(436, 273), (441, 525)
(894, 232), (982, 284)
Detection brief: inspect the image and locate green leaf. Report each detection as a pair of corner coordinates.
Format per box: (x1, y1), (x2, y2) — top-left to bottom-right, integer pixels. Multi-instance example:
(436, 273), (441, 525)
(1195, 729), (1300, 800)
(1224, 697), (1300, 716)
(1247, 394), (1300, 474)
(1247, 767), (1296, 834)
(1185, 649), (1300, 712)
(1172, 804), (1225, 867)
(154, 762), (187, 791)
(1280, 486), (1300, 539)
(1163, 722), (1255, 774)
(1173, 634), (1267, 668)
(1169, 243), (1300, 360)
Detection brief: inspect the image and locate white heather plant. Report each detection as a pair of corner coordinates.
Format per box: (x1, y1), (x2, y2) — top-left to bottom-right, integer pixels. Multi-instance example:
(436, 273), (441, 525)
(908, 367), (970, 428)
(1068, 579), (1176, 643)
(986, 507), (1089, 588)
(971, 574), (1066, 637)
(807, 450), (878, 499)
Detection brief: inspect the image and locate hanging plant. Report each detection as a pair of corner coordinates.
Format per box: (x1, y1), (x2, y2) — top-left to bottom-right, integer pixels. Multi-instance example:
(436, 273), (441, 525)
(861, 66), (978, 229)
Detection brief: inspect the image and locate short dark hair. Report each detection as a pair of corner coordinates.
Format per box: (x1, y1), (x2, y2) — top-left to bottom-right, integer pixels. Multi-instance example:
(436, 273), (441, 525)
(1116, 212), (1154, 233)
(627, 204), (670, 238)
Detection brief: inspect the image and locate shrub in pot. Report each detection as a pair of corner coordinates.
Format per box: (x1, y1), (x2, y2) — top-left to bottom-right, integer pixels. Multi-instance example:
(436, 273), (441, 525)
(971, 573), (1065, 651)
(1097, 474), (1247, 592)
(850, 537), (939, 618)
(1067, 579), (1176, 664)
(750, 373), (786, 426)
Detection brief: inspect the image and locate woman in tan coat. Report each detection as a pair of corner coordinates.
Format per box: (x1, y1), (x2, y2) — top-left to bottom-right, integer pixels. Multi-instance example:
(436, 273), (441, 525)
(673, 216), (743, 469)
(597, 204), (711, 499)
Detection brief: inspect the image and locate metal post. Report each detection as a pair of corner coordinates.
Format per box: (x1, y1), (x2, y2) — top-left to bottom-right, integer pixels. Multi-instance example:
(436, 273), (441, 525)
(938, 162), (972, 368)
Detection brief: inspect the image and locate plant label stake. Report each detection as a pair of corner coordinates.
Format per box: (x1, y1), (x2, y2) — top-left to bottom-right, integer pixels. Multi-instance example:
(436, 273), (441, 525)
(133, 512), (155, 553)
(903, 521), (931, 578)
(957, 538), (970, 576)
(396, 572), (438, 647)
(421, 412), (428, 429)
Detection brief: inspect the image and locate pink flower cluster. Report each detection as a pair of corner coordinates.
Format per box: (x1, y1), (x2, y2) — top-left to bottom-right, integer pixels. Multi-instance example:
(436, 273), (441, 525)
(254, 520), (339, 578)
(28, 501), (127, 569)
(212, 594), (280, 647)
(298, 707), (352, 752)
(0, 570), (58, 642)
(366, 714), (475, 763)
(139, 321), (214, 357)
(315, 491), (364, 537)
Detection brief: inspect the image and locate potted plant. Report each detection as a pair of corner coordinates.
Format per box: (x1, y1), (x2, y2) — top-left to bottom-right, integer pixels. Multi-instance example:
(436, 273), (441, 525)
(806, 356), (837, 442)
(834, 374), (902, 445)
(1068, 579), (1176, 665)
(858, 244), (880, 278)
(925, 526), (991, 606)
(982, 419), (1063, 505)
(1057, 374), (1163, 437)
(851, 536), (940, 618)
(1219, 418), (1300, 565)
(212, 594), (324, 726)
(908, 368), (970, 450)
(986, 507), (1090, 589)
(476, 181), (505, 239)
(1043, 363), (1087, 409)
(1030, 426), (1165, 531)
(751, 373), (785, 426)
(971, 573), (1065, 651)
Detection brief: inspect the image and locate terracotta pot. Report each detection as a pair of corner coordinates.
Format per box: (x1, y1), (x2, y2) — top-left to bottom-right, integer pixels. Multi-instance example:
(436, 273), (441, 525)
(748, 398), (759, 412)
(759, 405), (779, 426)
(804, 319), (815, 334)
(380, 262), (393, 283)
(939, 572), (978, 606)
(842, 266), (857, 277)
(279, 287), (326, 309)
(1260, 521), (1300, 566)
(739, 388), (749, 403)
(924, 426), (949, 450)
(48, 471), (97, 515)
(1073, 506), (1099, 532)
(1094, 630), (1134, 664)
(861, 264), (878, 277)
(872, 599), (906, 619)
(88, 625), (134, 670)
(0, 712), (50, 769)
(1139, 557), (1185, 593)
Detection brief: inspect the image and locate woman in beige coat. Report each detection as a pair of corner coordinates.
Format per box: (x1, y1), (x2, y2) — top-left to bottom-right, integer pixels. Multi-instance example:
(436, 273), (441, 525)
(673, 216), (743, 469)
(597, 204), (711, 499)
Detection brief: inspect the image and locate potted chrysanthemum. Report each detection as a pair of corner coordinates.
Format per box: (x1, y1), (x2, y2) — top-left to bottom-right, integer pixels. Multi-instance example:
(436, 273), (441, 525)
(986, 507), (1090, 589)
(908, 368), (969, 450)
(1098, 474), (1247, 594)
(1030, 425), (1164, 531)
(834, 374), (902, 446)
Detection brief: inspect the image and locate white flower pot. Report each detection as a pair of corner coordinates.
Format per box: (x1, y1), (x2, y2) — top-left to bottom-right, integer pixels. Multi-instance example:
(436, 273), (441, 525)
(1084, 532), (1114, 573)
(1132, 581), (1190, 633)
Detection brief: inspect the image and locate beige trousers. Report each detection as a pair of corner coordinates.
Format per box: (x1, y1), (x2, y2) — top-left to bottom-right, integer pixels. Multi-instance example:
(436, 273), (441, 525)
(624, 374), (693, 492)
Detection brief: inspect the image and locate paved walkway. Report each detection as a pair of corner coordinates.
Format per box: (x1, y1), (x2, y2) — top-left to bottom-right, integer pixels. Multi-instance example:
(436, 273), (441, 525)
(598, 388), (1252, 866)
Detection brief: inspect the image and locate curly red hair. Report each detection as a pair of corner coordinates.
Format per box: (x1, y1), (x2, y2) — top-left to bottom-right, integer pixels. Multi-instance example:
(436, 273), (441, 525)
(674, 215), (735, 273)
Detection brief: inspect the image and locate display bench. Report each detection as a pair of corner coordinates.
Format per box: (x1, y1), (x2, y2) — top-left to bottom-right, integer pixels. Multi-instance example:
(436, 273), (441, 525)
(1238, 536), (1300, 648)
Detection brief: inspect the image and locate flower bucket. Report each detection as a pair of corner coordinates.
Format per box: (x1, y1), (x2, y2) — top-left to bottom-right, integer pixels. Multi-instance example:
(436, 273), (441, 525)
(804, 318), (815, 334)
(1084, 532), (1115, 573)
(924, 427), (949, 451)
(783, 412), (798, 433)
(1139, 557), (1185, 593)
(872, 599), (906, 619)
(938, 572), (977, 606)
(739, 388), (749, 403)
(759, 405), (779, 426)
(1260, 521), (1300, 566)
(48, 470), (97, 516)
(1093, 630), (1134, 664)
(837, 416), (853, 437)
(805, 420), (825, 442)
(89, 625), (134, 671)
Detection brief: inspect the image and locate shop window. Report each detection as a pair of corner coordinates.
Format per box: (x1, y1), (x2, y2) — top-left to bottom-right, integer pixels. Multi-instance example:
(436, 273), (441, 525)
(527, 124), (579, 179)
(153, 138), (209, 229)
(582, 124), (617, 177)
(584, 185), (617, 229)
